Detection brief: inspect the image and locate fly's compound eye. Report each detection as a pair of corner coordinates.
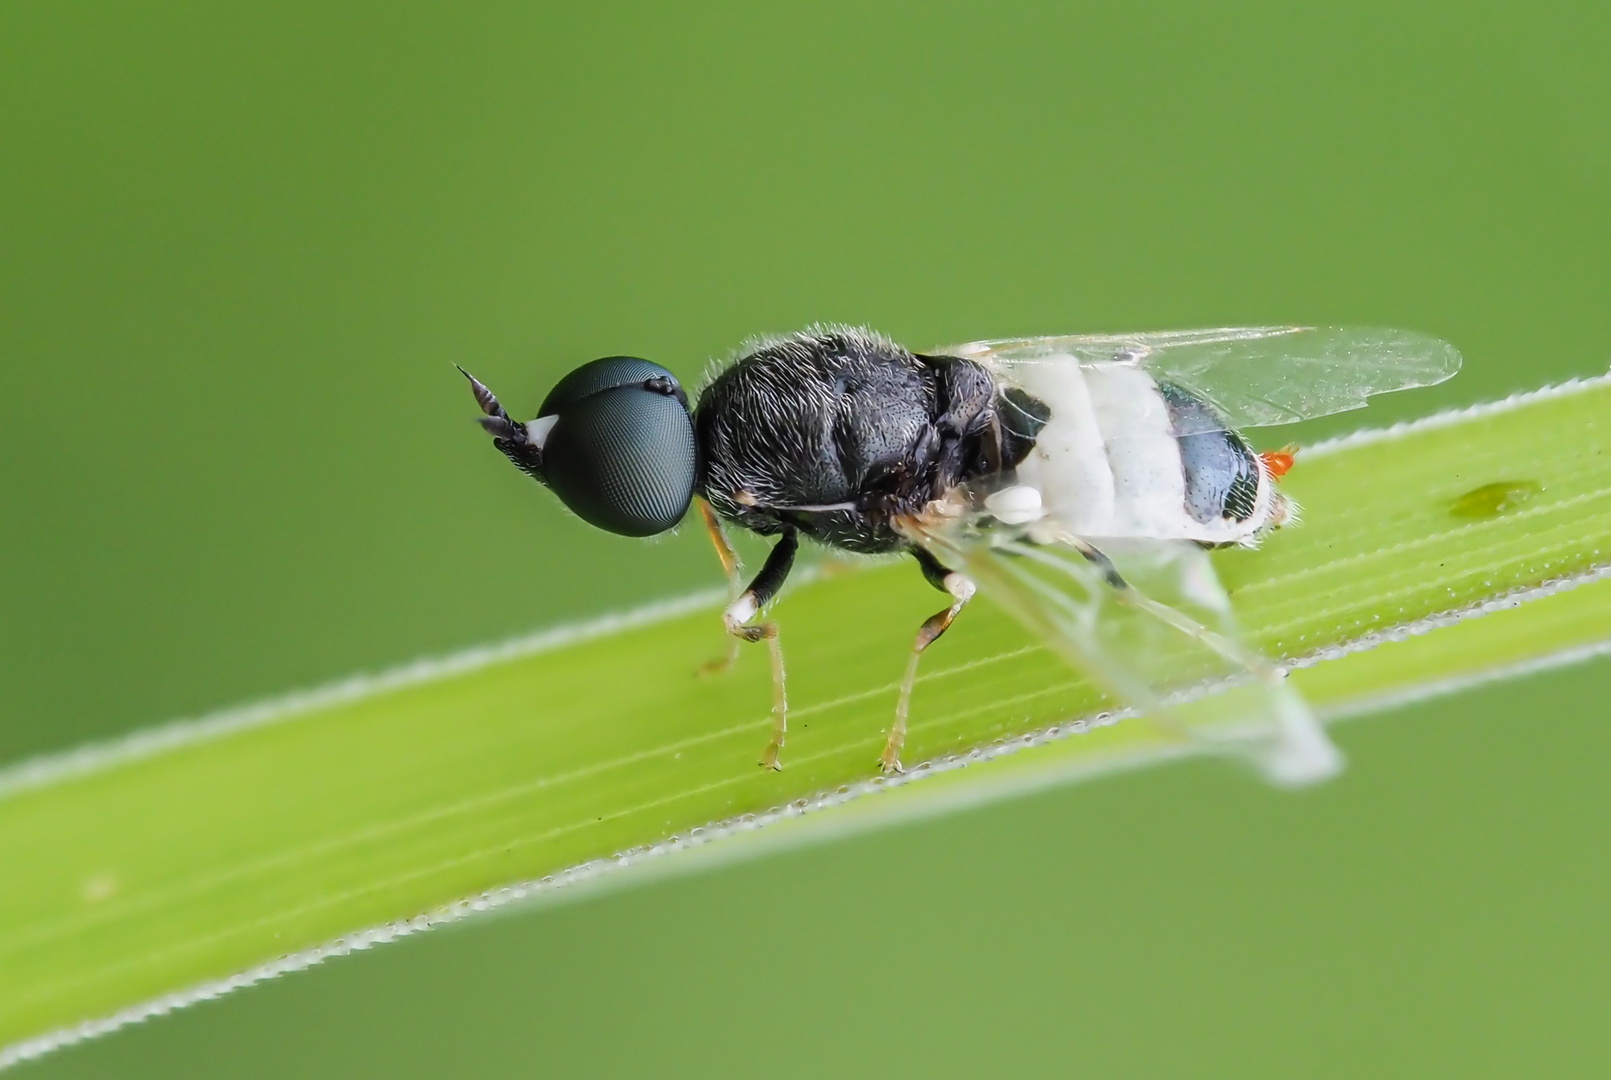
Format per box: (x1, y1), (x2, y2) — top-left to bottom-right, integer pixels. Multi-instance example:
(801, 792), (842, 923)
(537, 357), (697, 537)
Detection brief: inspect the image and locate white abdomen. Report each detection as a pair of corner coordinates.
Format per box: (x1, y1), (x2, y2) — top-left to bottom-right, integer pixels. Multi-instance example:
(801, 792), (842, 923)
(986, 359), (1273, 545)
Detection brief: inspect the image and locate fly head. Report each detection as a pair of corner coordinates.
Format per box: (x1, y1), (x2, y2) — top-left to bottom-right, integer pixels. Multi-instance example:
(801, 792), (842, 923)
(461, 357), (697, 537)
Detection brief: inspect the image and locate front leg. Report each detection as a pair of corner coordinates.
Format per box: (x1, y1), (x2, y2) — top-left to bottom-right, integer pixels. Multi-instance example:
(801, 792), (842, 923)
(697, 499), (746, 677)
(722, 527), (798, 770)
(883, 547), (975, 774)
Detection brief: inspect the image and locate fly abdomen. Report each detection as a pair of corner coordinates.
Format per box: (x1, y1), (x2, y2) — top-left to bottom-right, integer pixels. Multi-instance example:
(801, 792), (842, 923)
(1176, 428), (1261, 524)
(977, 363), (1276, 545)
(1160, 385), (1263, 526)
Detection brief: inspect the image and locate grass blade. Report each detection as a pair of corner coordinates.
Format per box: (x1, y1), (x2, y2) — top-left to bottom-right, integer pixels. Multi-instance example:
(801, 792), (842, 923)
(2, 376), (1608, 1064)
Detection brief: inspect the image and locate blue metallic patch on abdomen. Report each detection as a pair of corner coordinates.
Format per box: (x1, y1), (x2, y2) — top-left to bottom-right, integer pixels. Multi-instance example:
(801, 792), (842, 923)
(1160, 384), (1261, 525)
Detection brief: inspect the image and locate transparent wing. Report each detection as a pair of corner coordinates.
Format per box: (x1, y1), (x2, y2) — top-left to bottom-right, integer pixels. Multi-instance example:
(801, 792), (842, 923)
(942, 326), (1461, 433)
(907, 514), (1341, 785)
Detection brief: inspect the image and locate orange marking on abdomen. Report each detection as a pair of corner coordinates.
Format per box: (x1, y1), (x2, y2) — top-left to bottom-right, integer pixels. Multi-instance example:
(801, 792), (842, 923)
(1260, 446), (1297, 479)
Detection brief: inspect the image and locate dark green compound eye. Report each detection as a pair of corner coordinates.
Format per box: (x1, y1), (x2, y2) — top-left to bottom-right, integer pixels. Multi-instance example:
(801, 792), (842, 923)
(536, 357), (697, 537)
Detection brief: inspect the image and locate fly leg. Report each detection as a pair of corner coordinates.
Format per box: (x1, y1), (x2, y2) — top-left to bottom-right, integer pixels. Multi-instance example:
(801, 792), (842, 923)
(721, 526), (798, 770)
(1059, 537), (1340, 784)
(1068, 538), (1282, 682)
(697, 499), (746, 677)
(883, 548), (975, 775)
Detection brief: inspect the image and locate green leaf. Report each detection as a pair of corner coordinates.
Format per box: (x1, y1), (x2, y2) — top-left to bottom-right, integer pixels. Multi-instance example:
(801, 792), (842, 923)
(3, 376), (1609, 1065)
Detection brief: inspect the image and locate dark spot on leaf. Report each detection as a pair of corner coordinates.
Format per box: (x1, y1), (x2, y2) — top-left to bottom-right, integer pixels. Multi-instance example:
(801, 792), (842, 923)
(1449, 480), (1542, 519)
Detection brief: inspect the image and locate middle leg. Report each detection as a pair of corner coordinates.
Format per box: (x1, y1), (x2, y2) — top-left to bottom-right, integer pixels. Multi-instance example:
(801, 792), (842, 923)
(883, 547), (975, 775)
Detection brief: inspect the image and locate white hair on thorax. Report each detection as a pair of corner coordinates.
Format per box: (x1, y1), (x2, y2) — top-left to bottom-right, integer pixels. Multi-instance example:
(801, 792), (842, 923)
(697, 324), (905, 394)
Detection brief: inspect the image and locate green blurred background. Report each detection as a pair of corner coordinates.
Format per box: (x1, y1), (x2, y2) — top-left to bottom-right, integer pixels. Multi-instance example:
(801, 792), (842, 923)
(4, 1), (1608, 1076)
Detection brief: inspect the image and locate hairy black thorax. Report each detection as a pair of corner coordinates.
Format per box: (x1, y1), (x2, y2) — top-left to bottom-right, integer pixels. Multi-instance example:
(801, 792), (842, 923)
(694, 327), (1033, 553)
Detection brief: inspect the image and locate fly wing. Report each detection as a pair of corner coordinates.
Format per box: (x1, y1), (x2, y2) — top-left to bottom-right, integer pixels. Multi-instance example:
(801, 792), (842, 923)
(909, 514), (1341, 785)
(942, 326), (1461, 434)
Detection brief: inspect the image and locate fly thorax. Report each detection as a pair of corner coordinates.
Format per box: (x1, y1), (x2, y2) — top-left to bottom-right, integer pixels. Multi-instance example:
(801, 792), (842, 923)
(693, 326), (940, 553)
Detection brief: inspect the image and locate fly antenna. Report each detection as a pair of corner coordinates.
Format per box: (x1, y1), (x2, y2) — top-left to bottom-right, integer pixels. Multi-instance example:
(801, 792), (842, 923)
(458, 366), (523, 441)
(458, 365), (508, 419)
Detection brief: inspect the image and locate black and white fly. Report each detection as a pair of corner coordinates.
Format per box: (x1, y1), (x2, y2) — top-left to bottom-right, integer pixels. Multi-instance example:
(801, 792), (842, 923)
(462, 325), (1460, 783)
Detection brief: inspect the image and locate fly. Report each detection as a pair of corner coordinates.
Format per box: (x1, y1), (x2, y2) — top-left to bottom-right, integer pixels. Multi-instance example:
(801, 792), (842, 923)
(462, 325), (1461, 783)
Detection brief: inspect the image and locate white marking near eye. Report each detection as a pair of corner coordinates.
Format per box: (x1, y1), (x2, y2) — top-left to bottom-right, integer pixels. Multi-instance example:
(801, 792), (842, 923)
(525, 415), (559, 448)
